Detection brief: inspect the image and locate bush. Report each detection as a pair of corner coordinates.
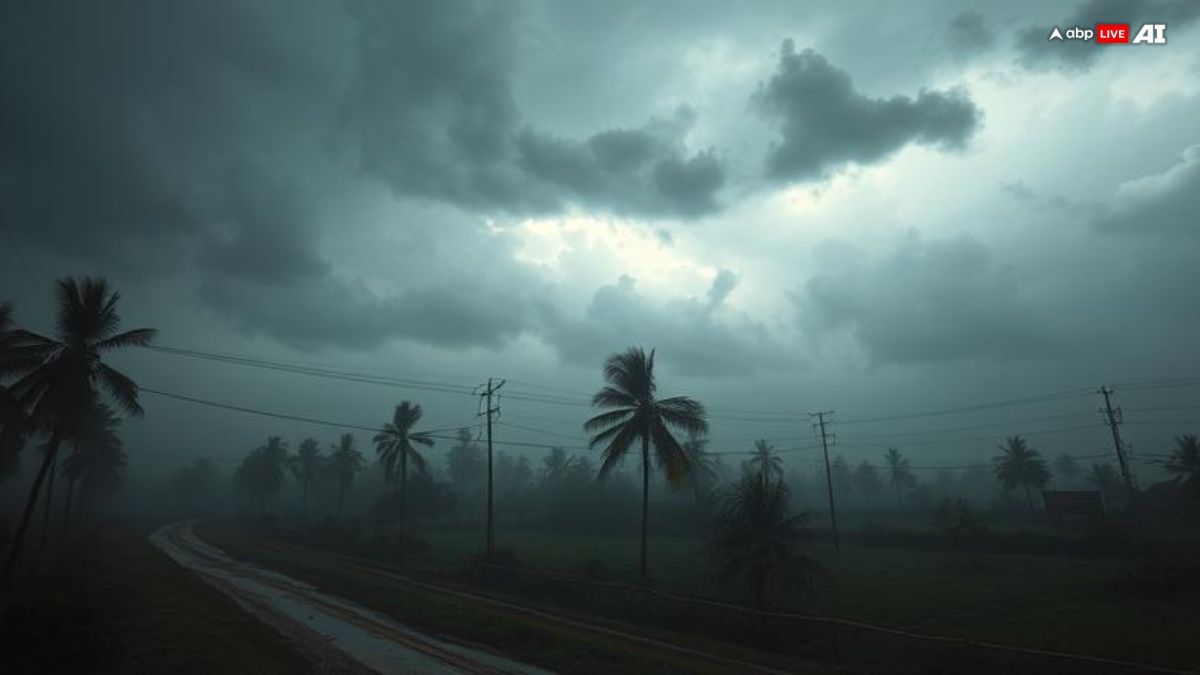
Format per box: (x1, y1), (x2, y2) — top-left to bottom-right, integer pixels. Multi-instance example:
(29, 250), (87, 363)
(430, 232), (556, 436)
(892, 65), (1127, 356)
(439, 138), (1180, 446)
(931, 498), (990, 548)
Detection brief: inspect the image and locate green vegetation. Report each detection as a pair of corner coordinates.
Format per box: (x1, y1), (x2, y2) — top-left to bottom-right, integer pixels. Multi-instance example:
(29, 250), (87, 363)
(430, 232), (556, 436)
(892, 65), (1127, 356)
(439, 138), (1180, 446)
(0, 525), (310, 673)
(204, 518), (1200, 674)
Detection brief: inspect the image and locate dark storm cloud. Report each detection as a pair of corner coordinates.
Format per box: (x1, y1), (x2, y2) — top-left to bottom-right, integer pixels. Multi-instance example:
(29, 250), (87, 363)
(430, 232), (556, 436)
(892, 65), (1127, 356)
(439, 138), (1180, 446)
(539, 274), (789, 377)
(1014, 0), (1200, 72)
(795, 234), (1064, 365)
(199, 169), (329, 285)
(755, 40), (980, 181)
(1094, 145), (1200, 236)
(945, 11), (996, 57)
(199, 274), (533, 352)
(341, 1), (726, 218)
(515, 110), (726, 217)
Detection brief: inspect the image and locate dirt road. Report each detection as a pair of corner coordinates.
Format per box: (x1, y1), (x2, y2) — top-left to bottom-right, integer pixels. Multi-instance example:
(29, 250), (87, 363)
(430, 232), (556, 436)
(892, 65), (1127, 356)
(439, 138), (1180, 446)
(150, 521), (553, 675)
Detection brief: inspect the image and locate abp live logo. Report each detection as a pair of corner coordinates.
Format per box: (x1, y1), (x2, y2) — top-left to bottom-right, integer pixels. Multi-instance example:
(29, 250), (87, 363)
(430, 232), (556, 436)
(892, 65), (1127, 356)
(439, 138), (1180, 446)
(1048, 23), (1167, 44)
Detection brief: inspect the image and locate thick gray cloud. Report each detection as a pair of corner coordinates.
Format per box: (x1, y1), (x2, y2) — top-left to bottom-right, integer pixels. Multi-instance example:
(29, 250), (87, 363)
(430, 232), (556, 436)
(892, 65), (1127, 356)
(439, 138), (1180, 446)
(515, 110), (725, 217)
(1094, 145), (1200, 236)
(341, 1), (725, 217)
(539, 274), (790, 377)
(795, 234), (1065, 365)
(1015, 0), (1200, 71)
(755, 40), (980, 181)
(946, 11), (996, 57)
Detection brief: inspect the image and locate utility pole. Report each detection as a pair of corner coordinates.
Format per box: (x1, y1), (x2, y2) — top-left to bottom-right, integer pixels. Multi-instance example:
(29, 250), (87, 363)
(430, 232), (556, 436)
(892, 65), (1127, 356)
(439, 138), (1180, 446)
(1098, 386), (1136, 504)
(479, 378), (505, 556)
(811, 411), (840, 552)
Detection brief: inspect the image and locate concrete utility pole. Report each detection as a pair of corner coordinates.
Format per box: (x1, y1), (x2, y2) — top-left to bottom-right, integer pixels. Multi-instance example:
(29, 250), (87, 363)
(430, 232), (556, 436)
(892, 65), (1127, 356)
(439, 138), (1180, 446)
(811, 411), (840, 552)
(479, 378), (505, 556)
(1098, 386), (1136, 502)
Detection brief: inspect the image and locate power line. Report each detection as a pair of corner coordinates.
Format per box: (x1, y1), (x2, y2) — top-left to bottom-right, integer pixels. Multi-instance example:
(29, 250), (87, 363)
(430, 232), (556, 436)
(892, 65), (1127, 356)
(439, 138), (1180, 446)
(837, 387), (1094, 426)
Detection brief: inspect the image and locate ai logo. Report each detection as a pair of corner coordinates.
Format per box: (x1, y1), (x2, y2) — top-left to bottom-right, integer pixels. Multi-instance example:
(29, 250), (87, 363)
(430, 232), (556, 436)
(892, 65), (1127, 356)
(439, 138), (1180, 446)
(1131, 23), (1167, 44)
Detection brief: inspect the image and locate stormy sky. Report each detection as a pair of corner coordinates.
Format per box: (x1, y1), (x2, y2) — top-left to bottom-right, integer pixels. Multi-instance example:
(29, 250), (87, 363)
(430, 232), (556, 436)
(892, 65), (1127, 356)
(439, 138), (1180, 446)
(2, 0), (1198, 481)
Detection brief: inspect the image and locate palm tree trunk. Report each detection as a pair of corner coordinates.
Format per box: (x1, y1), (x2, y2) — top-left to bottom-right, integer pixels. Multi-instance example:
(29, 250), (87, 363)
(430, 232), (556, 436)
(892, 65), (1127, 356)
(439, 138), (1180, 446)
(640, 434), (649, 582)
(40, 450), (58, 551)
(1024, 484), (1034, 509)
(60, 476), (77, 540)
(2, 434), (61, 587)
(399, 452), (408, 545)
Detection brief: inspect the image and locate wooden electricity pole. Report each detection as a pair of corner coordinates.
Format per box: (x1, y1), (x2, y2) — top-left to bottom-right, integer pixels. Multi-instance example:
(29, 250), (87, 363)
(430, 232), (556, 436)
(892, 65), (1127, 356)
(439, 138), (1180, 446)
(1098, 386), (1136, 503)
(479, 378), (505, 556)
(812, 411), (841, 552)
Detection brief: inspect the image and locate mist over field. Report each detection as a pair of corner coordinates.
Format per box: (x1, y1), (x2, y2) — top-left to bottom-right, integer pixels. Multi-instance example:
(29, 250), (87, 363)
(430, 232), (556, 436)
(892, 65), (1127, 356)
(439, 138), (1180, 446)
(3, 1), (1200, 673)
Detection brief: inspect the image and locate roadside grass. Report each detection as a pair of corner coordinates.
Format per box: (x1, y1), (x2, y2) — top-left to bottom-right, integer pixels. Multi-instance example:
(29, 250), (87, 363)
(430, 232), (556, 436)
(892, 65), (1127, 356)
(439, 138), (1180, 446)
(0, 524), (310, 674)
(199, 520), (838, 674)
(208, 521), (1200, 674)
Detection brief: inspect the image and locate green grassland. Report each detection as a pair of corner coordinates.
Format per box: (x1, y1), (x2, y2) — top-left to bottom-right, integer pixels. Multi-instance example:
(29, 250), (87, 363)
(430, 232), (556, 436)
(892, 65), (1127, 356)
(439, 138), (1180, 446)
(200, 520), (1200, 674)
(0, 524), (312, 674)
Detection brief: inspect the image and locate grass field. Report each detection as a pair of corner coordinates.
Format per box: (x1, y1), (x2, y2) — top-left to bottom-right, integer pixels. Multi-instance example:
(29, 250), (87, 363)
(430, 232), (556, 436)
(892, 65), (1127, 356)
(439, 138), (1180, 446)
(200, 520), (1200, 674)
(0, 523), (311, 674)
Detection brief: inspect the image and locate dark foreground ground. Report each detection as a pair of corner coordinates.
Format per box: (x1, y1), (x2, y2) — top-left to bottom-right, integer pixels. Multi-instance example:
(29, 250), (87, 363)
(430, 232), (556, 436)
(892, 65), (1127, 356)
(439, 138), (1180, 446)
(0, 523), (312, 674)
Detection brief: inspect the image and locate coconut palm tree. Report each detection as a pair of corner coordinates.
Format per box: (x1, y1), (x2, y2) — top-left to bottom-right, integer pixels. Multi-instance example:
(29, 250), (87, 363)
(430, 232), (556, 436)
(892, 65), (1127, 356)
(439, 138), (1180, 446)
(61, 405), (126, 528)
(885, 447), (915, 508)
(1053, 453), (1082, 487)
(993, 435), (1049, 508)
(583, 347), (707, 580)
(541, 446), (574, 484)
(1163, 434), (1200, 498)
(328, 433), (364, 518)
(680, 433), (718, 507)
(235, 437), (289, 514)
(709, 471), (819, 606)
(0, 301), (26, 485)
(374, 402), (434, 541)
(0, 278), (154, 584)
(290, 437), (323, 518)
(746, 439), (783, 489)
(60, 401), (122, 535)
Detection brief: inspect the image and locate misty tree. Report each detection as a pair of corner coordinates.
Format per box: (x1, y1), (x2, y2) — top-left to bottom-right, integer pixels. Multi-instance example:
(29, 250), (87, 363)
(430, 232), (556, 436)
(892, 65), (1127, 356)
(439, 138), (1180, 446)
(446, 427), (483, 484)
(290, 436), (323, 518)
(60, 401), (123, 534)
(746, 439), (783, 489)
(831, 454), (853, 502)
(1163, 434), (1200, 499)
(0, 278), (155, 585)
(541, 446), (574, 483)
(328, 434), (365, 518)
(709, 470), (819, 607)
(679, 433), (719, 508)
(853, 460), (882, 509)
(584, 347), (708, 581)
(1087, 463), (1122, 507)
(170, 457), (220, 512)
(992, 436), (1049, 508)
(885, 447), (916, 508)
(235, 437), (289, 514)
(1053, 453), (1082, 487)
(374, 402), (434, 541)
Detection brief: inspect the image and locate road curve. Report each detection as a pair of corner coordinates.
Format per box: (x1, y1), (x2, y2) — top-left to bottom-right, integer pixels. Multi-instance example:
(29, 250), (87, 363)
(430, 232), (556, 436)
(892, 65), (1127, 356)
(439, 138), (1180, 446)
(150, 520), (553, 675)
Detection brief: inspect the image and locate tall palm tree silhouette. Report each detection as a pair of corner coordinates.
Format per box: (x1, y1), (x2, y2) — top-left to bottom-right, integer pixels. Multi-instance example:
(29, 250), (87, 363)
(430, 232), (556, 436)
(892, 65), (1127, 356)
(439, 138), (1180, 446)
(993, 435), (1049, 508)
(584, 347), (707, 580)
(60, 401), (122, 535)
(1, 278), (154, 584)
(328, 433), (364, 518)
(885, 447), (915, 508)
(374, 401), (434, 541)
(291, 437), (323, 518)
(710, 471), (818, 606)
(747, 439), (783, 489)
(1163, 434), (1200, 498)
